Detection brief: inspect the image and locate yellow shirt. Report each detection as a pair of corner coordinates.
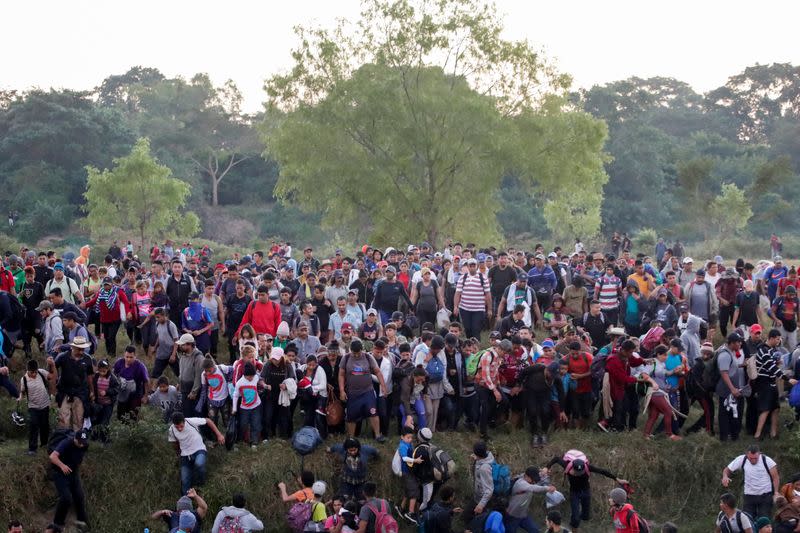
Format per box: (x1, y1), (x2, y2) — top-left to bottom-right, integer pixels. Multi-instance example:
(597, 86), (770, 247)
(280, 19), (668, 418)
(627, 273), (653, 298)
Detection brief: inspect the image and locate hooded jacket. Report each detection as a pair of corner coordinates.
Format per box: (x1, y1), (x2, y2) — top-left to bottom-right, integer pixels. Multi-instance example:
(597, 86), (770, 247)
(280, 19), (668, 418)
(680, 315), (705, 365)
(210, 506), (264, 533)
(473, 451), (495, 508)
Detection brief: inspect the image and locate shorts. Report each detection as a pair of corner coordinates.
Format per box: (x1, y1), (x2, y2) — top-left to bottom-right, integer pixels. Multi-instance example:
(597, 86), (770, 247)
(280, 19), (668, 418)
(571, 392), (593, 419)
(346, 390), (378, 422)
(756, 385), (779, 413)
(402, 472), (420, 498)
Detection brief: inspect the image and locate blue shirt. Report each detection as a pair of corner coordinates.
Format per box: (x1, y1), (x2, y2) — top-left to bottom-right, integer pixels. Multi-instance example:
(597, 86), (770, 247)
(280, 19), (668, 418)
(398, 440), (414, 473)
(665, 353), (682, 389)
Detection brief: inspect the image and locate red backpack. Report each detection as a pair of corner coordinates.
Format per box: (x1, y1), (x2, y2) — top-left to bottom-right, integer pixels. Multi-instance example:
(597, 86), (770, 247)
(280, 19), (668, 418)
(365, 499), (398, 533)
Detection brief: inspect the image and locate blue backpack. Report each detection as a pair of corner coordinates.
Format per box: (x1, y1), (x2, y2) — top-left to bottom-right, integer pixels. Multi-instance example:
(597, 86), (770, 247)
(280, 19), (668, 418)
(491, 462), (512, 496)
(484, 511), (505, 533)
(789, 383), (800, 408)
(426, 356), (444, 383)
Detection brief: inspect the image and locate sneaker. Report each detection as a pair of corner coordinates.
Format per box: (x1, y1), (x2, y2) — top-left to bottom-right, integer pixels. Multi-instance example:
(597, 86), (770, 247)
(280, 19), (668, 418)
(251, 444), (258, 450)
(540, 434), (548, 446)
(597, 420), (610, 433)
(404, 512), (418, 524)
(375, 435), (387, 444)
(74, 520), (90, 532)
(25, 450), (36, 456)
(394, 505), (404, 517)
(479, 433), (491, 442)
(668, 435), (683, 441)
(530, 435), (540, 448)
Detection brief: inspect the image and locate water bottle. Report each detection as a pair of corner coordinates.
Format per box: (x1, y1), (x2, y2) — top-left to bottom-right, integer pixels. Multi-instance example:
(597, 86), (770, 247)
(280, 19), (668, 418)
(144, 529), (150, 533)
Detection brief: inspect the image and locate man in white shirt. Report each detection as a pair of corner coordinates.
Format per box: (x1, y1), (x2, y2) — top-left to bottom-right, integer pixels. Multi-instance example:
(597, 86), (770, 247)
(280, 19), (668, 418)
(721, 444), (779, 519)
(168, 412), (225, 495)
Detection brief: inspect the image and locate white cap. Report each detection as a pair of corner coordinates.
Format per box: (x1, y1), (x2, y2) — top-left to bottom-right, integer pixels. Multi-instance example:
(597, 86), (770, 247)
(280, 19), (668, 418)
(366, 308), (378, 316)
(312, 481), (327, 496)
(682, 257), (694, 264)
(176, 333), (196, 346)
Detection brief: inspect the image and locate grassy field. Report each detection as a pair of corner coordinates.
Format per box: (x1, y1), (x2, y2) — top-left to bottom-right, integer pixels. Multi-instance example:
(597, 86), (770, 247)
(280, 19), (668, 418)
(1, 333), (799, 532)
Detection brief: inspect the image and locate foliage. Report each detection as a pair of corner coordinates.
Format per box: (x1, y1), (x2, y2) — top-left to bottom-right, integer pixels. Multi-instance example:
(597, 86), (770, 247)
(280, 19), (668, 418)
(264, 0), (607, 247)
(633, 227), (658, 249)
(82, 138), (200, 248)
(709, 183), (752, 236)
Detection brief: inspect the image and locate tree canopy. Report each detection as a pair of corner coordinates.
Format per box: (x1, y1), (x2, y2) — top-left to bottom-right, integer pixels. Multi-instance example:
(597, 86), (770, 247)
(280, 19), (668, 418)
(264, 0), (608, 246)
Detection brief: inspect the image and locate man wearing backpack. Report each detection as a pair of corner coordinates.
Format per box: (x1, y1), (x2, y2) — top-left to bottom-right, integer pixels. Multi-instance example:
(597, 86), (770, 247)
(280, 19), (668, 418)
(454, 258), (493, 341)
(716, 333), (747, 442)
(357, 481), (398, 533)
(608, 487), (645, 533)
(49, 428), (91, 532)
(545, 451), (628, 532)
(715, 493), (754, 533)
(475, 341), (506, 440)
(18, 358), (55, 455)
(210, 492), (264, 533)
(722, 445), (780, 520)
(418, 485), (461, 533)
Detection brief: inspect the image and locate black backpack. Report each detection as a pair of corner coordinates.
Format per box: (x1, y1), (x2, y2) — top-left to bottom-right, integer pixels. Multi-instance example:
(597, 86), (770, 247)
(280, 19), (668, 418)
(5, 292), (26, 323)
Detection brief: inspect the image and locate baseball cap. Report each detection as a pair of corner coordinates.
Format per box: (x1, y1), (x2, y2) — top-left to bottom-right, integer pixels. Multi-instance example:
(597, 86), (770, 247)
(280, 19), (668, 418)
(341, 322), (354, 331)
(35, 301), (53, 312)
(53, 262), (65, 271)
(386, 265), (397, 274)
(176, 333), (196, 346)
(466, 258), (478, 266)
(727, 332), (744, 344)
(695, 269), (706, 277)
(547, 252), (558, 258)
(366, 308), (378, 316)
(682, 257), (693, 264)
(76, 429), (90, 446)
(517, 271), (528, 281)
(312, 481), (327, 496)
(750, 324), (763, 334)
(774, 255), (783, 262)
(541, 339), (555, 349)
(476, 253), (486, 263)
(102, 276), (113, 284)
(535, 253), (545, 260)
(347, 288), (358, 295)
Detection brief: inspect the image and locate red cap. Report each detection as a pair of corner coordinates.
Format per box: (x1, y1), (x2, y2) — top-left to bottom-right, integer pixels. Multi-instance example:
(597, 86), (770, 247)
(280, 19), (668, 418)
(342, 322), (354, 331)
(750, 324), (763, 334)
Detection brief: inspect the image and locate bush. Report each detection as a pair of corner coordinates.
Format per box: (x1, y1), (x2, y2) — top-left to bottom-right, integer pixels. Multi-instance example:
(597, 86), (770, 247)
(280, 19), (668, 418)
(633, 227), (658, 249)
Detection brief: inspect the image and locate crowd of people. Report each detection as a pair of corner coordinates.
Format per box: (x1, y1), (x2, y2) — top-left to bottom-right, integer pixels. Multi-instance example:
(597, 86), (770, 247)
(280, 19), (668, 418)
(1, 237), (799, 532)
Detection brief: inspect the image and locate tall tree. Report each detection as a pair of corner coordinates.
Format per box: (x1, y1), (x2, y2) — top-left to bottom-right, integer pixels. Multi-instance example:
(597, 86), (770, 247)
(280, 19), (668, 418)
(264, 0), (607, 246)
(83, 138), (199, 248)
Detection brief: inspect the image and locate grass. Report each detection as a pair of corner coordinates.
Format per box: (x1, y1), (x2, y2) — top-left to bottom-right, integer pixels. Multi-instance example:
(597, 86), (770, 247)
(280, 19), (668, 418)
(2, 334), (800, 532)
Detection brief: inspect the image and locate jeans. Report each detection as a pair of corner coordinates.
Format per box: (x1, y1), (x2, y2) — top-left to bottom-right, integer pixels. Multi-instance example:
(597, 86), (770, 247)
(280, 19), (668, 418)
(101, 321), (122, 356)
(526, 390), (551, 435)
(569, 488), (592, 529)
(719, 304), (735, 337)
(459, 309), (486, 341)
(28, 407), (50, 451)
(53, 469), (88, 527)
(462, 393), (479, 427)
(505, 515), (540, 533)
(180, 450), (207, 495)
(238, 408), (262, 443)
(376, 395), (389, 435)
(181, 382), (198, 417)
(91, 403), (114, 443)
(441, 394), (462, 430)
(686, 391), (715, 435)
(0, 374), (19, 398)
(263, 395), (289, 438)
(379, 310), (394, 329)
(399, 399), (428, 430)
(743, 492), (774, 520)
(478, 386), (498, 436)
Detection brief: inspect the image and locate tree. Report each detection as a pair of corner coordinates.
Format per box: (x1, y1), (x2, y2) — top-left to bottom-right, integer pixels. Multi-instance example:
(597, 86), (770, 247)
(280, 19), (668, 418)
(83, 138), (199, 248)
(264, 0), (607, 246)
(709, 183), (752, 236)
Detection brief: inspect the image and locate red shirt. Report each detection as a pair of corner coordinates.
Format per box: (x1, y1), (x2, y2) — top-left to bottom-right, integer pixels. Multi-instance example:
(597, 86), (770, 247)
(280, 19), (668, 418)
(605, 354), (643, 401)
(567, 352), (593, 393)
(0, 268), (14, 293)
(85, 288), (131, 323)
(235, 300), (282, 337)
(611, 503), (641, 532)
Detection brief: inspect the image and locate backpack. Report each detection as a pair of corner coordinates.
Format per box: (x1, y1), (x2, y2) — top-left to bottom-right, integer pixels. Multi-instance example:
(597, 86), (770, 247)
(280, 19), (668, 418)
(703, 348), (724, 392)
(292, 426), (323, 456)
(325, 385), (344, 426)
(117, 376), (137, 403)
(303, 502), (326, 533)
(287, 502), (314, 533)
(483, 511), (505, 533)
(581, 311), (605, 327)
(491, 462), (512, 496)
(365, 499), (399, 533)
(217, 514), (244, 533)
(745, 354), (759, 381)
(427, 444), (456, 482)
(641, 326), (665, 353)
(740, 454), (772, 492)
(466, 349), (488, 377)
(790, 383), (800, 408)
(7, 293), (26, 323)
(627, 509), (651, 533)
(563, 450), (590, 476)
(717, 510), (754, 533)
(47, 428), (75, 454)
(426, 356), (444, 383)
(392, 449), (403, 477)
(590, 354), (608, 400)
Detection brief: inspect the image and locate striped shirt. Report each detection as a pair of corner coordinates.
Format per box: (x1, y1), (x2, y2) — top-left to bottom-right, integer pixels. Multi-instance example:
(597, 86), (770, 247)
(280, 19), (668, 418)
(456, 273), (489, 312)
(755, 345), (783, 386)
(594, 275), (622, 310)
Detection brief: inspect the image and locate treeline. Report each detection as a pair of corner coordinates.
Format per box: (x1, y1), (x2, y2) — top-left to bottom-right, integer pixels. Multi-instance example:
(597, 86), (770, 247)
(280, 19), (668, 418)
(1, 63), (799, 245)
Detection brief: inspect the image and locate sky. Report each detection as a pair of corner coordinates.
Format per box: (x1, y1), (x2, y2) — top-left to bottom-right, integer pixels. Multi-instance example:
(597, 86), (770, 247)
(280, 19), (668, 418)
(2, 0), (799, 113)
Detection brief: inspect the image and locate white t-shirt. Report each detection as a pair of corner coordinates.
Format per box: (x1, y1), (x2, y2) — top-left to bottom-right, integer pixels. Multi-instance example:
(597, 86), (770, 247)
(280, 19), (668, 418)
(726, 454), (776, 495)
(716, 510), (752, 532)
(168, 417), (207, 456)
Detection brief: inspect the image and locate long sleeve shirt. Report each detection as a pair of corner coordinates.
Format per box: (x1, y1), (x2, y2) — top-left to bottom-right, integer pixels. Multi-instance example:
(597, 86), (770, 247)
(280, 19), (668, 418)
(605, 354), (644, 401)
(477, 349), (501, 391)
(235, 300), (281, 337)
